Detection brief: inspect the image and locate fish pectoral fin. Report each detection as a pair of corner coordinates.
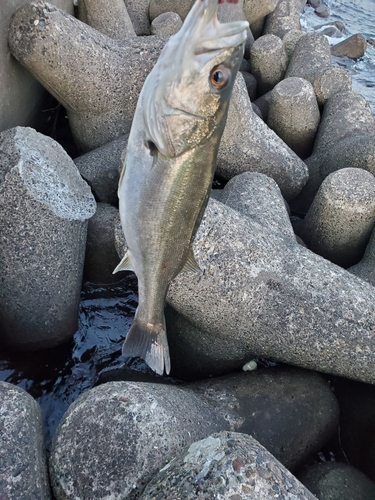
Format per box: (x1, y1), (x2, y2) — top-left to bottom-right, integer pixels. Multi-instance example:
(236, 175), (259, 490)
(182, 247), (202, 274)
(113, 252), (134, 274)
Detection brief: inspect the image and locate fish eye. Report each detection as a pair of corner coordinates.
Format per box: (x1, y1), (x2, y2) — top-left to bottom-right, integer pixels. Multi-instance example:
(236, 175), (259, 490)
(210, 65), (230, 90)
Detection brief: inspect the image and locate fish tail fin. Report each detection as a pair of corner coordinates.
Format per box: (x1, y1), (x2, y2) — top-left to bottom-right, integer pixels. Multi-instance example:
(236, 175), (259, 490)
(122, 314), (170, 376)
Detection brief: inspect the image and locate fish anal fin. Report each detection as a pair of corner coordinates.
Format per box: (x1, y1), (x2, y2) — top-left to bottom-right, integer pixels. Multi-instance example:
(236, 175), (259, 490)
(182, 247), (202, 274)
(113, 252), (133, 274)
(122, 315), (170, 375)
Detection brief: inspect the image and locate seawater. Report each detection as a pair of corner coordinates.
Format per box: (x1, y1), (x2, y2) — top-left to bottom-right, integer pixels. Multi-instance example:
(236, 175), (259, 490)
(301, 0), (375, 114)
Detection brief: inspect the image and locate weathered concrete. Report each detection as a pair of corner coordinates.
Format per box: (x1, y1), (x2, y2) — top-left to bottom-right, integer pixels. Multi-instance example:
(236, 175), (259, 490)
(217, 73), (309, 201)
(124, 0), (151, 35)
(8, 1), (167, 152)
(50, 366), (338, 498)
(264, 0), (302, 38)
(140, 432), (317, 500)
(83, 203), (121, 284)
(76, 0), (136, 39)
(349, 225), (375, 286)
(151, 12), (182, 36)
(297, 168), (375, 267)
(115, 194), (375, 384)
(74, 134), (128, 206)
(298, 462), (375, 500)
(311, 67), (352, 107)
(250, 34), (288, 95)
(0, 127), (96, 349)
(0, 381), (50, 500)
(0, 0), (73, 134)
(268, 77), (320, 158)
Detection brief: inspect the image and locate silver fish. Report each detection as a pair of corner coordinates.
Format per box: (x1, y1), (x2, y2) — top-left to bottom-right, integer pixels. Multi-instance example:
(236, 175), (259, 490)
(114, 0), (248, 375)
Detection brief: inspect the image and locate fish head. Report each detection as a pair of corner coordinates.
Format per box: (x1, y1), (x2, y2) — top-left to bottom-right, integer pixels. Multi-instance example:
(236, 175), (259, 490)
(142, 0), (249, 158)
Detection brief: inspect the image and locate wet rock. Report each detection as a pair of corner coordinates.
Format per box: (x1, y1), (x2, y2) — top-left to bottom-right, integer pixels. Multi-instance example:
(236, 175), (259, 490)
(124, 0), (151, 35)
(286, 32), (332, 85)
(50, 367), (338, 498)
(334, 377), (375, 483)
(307, 0), (321, 7)
(217, 73), (309, 201)
(76, 0), (136, 39)
(349, 225), (375, 286)
(298, 462), (375, 500)
(49, 381), (227, 499)
(74, 134), (128, 206)
(250, 34), (288, 95)
(83, 203), (121, 284)
(314, 4), (330, 18)
(8, 1), (166, 152)
(295, 168), (375, 267)
(263, 0), (302, 39)
(190, 367), (339, 470)
(331, 33), (368, 59)
(149, 0), (195, 22)
(151, 12), (182, 36)
(0, 127), (96, 349)
(268, 77), (320, 158)
(0, 381), (50, 500)
(140, 432), (317, 500)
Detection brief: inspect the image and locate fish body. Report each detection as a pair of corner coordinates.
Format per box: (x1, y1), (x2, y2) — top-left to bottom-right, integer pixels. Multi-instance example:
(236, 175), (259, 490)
(114, 0), (248, 375)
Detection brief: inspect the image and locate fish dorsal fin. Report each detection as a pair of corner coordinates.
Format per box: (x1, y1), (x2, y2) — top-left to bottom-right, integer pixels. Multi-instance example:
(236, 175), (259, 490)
(113, 252), (133, 274)
(182, 247), (202, 274)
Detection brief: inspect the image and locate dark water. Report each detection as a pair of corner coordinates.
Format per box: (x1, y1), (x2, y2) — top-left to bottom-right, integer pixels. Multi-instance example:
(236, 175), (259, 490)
(0, 275), (170, 450)
(301, 0), (375, 114)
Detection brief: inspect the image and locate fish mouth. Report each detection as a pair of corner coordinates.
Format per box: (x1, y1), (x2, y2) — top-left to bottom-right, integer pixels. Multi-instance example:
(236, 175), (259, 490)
(182, 0), (249, 55)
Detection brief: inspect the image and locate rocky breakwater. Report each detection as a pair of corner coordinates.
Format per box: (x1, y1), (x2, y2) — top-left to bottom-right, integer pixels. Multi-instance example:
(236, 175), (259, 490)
(3, 0), (375, 498)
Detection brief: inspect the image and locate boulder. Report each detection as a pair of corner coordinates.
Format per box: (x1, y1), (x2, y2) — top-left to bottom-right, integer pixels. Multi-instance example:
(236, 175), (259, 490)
(0, 381), (50, 499)
(331, 34), (367, 59)
(0, 127), (96, 349)
(298, 462), (375, 499)
(140, 432), (317, 500)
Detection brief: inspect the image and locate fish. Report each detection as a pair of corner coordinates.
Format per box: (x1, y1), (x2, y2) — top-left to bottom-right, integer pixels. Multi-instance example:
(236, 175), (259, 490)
(113, 0), (248, 375)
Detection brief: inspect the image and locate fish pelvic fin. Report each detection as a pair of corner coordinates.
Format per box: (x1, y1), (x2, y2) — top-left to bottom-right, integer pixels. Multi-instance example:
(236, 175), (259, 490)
(182, 246), (202, 274)
(122, 315), (170, 375)
(113, 252), (133, 274)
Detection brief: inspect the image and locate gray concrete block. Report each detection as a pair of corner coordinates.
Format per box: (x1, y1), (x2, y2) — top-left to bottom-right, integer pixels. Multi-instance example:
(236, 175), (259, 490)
(0, 381), (50, 500)
(149, 0), (194, 22)
(8, 2), (166, 152)
(77, 0), (136, 39)
(217, 73), (309, 201)
(0, 0), (73, 134)
(150, 12), (182, 36)
(268, 77), (320, 158)
(124, 0), (151, 35)
(331, 33), (368, 59)
(263, 0), (302, 38)
(140, 432), (317, 500)
(0, 127), (96, 349)
(297, 168), (375, 267)
(250, 34), (288, 95)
